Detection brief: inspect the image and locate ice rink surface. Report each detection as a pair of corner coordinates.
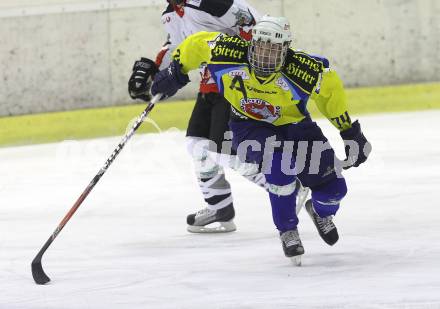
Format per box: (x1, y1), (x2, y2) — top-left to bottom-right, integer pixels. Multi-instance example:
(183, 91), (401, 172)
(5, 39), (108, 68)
(1, 111), (440, 309)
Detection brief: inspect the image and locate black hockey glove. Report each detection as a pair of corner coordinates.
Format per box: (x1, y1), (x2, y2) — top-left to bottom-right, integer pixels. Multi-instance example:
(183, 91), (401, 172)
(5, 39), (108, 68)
(340, 120), (372, 169)
(151, 60), (189, 100)
(128, 57), (159, 102)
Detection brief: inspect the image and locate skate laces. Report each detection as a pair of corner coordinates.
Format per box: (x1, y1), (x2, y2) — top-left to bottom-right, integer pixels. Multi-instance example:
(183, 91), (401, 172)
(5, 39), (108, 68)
(316, 216), (335, 234)
(281, 230), (301, 247)
(194, 208), (216, 219)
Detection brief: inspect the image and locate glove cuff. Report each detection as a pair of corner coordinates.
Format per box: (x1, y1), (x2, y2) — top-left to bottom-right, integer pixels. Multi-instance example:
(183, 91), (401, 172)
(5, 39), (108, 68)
(340, 120), (361, 139)
(171, 60), (190, 87)
(132, 58), (159, 73)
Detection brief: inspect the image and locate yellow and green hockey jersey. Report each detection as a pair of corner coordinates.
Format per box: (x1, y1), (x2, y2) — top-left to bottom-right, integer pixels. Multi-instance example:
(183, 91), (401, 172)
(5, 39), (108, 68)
(172, 31), (352, 131)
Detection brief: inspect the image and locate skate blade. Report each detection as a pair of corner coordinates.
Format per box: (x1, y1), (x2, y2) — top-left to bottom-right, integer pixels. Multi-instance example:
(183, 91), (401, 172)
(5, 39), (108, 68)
(187, 220), (236, 233)
(295, 187), (310, 215)
(290, 255), (302, 266)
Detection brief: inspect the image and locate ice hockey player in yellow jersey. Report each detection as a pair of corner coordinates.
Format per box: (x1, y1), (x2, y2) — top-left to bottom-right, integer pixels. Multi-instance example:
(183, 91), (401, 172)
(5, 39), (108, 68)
(150, 15), (372, 263)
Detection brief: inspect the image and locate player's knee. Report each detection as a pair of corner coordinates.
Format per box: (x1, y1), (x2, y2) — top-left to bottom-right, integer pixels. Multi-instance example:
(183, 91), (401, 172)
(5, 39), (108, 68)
(186, 137), (222, 178)
(264, 151), (296, 196)
(186, 136), (216, 160)
(266, 181), (296, 196)
(311, 177), (347, 217)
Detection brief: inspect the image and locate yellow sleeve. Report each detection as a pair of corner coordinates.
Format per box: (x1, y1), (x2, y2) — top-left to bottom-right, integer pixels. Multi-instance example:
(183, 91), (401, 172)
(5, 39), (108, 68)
(171, 31), (221, 74)
(311, 70), (352, 131)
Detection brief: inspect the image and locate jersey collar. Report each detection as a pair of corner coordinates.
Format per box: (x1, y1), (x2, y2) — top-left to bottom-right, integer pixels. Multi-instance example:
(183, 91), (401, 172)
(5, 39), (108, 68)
(173, 3), (185, 17)
(251, 69), (278, 85)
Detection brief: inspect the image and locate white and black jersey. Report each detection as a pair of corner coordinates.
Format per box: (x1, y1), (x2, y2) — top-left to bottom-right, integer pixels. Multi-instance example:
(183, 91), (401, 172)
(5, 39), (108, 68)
(157, 0), (260, 93)
(151, 0), (266, 223)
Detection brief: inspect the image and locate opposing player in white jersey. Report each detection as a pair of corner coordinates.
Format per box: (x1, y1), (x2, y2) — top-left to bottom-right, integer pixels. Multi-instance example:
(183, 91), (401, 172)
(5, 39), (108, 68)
(128, 0), (309, 233)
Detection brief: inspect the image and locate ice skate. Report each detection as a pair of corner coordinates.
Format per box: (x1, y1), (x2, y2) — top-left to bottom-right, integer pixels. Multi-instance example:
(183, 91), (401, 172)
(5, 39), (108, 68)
(280, 229), (304, 266)
(295, 179), (309, 215)
(187, 205), (236, 233)
(305, 199), (339, 245)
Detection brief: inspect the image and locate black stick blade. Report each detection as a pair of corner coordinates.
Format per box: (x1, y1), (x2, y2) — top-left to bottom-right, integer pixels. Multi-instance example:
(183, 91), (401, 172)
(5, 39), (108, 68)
(31, 259), (51, 285)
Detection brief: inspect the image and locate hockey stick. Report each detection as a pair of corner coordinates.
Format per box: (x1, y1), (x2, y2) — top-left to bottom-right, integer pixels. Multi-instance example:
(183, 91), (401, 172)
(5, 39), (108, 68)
(31, 94), (162, 285)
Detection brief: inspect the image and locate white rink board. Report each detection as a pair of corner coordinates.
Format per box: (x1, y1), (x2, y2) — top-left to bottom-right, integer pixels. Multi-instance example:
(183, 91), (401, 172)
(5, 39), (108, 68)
(1, 111), (440, 309)
(1, 0), (439, 116)
(0, 0), (163, 18)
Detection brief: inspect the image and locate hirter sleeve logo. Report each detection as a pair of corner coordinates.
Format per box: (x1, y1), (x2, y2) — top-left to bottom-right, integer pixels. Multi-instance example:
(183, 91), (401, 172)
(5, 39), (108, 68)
(210, 36), (249, 63)
(282, 50), (324, 95)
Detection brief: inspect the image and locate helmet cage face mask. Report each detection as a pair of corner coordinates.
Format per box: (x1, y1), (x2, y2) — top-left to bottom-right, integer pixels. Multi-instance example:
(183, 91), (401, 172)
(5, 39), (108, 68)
(249, 40), (288, 76)
(248, 16), (292, 77)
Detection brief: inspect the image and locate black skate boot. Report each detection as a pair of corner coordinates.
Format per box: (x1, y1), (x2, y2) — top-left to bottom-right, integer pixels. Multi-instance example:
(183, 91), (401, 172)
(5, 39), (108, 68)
(186, 205), (236, 233)
(305, 199), (339, 245)
(280, 229), (304, 266)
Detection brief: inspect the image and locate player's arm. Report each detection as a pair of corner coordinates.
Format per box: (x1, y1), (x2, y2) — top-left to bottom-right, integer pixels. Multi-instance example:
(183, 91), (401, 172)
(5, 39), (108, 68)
(312, 69), (372, 169)
(155, 35), (172, 70)
(311, 69), (351, 131)
(207, 0), (261, 40)
(128, 4), (179, 101)
(151, 31), (221, 99)
(172, 31), (219, 73)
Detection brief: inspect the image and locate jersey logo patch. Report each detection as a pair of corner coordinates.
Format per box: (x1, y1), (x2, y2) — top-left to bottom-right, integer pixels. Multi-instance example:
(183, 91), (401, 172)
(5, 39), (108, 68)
(276, 77), (290, 91)
(232, 8), (255, 27)
(240, 98), (281, 123)
(228, 70), (249, 80)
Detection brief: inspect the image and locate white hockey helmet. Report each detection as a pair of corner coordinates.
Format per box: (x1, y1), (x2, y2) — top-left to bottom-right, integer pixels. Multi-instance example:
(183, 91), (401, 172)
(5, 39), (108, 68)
(248, 15), (292, 76)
